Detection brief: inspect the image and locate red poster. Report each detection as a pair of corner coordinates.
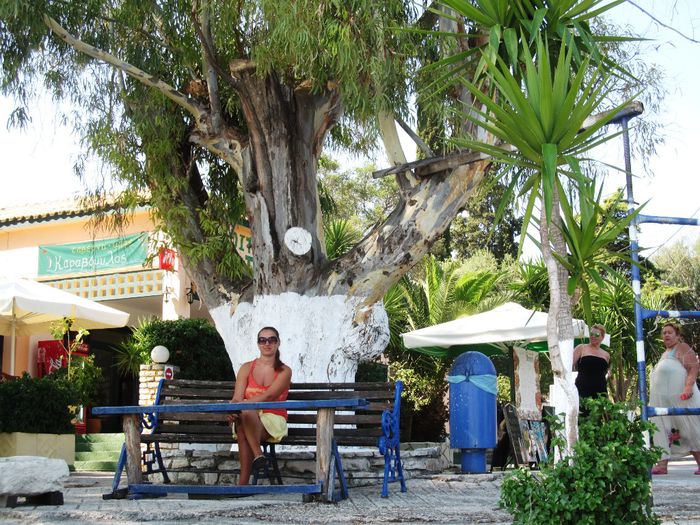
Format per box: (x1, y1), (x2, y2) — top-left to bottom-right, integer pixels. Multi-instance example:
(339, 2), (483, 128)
(37, 340), (67, 377)
(36, 340), (89, 377)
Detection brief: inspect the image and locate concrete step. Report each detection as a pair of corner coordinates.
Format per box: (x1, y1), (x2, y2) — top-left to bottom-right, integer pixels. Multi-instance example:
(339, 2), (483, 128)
(73, 459), (119, 472)
(75, 450), (121, 461)
(76, 433), (125, 445)
(75, 440), (124, 453)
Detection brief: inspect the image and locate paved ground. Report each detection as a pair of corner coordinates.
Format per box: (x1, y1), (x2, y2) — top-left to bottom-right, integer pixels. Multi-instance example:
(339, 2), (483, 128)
(1, 460), (699, 524)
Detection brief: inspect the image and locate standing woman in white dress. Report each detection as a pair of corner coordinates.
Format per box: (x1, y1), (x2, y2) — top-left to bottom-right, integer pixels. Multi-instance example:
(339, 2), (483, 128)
(650, 323), (700, 475)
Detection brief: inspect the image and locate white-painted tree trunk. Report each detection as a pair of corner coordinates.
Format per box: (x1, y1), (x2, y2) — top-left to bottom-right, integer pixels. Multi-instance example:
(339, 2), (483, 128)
(549, 337), (578, 448)
(540, 197), (579, 456)
(210, 293), (389, 382)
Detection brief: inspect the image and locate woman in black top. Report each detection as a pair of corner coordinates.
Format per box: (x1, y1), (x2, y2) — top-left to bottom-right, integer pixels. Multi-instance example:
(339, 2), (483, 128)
(573, 324), (610, 405)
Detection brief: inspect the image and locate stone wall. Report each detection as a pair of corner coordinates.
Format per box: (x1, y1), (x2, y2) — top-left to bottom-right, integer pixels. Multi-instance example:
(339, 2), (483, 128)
(145, 441), (453, 487)
(139, 364), (180, 407)
(136, 366), (453, 486)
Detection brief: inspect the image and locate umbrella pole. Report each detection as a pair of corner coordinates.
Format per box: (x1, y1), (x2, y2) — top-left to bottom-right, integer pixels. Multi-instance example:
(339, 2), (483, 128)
(10, 315), (16, 376)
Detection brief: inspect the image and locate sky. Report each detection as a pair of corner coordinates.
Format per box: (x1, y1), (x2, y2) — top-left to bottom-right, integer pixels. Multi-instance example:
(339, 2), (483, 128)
(0, 0), (698, 257)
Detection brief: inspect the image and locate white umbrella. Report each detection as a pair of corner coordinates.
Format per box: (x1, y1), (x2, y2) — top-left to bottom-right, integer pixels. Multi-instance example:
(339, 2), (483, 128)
(0, 278), (130, 375)
(401, 302), (588, 349)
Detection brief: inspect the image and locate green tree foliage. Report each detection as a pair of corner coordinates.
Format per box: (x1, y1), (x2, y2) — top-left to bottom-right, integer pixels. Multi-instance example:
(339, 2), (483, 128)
(0, 0), (421, 303)
(51, 354), (105, 408)
(500, 398), (661, 525)
(318, 157), (400, 232)
(117, 318), (233, 381)
(450, 177), (522, 263)
(555, 177), (641, 324)
(323, 219), (361, 260)
(652, 237), (700, 349)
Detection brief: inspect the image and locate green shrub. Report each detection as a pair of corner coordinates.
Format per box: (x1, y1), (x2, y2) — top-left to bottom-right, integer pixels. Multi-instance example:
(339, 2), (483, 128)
(51, 355), (104, 407)
(118, 318), (233, 380)
(500, 397), (662, 525)
(0, 374), (74, 434)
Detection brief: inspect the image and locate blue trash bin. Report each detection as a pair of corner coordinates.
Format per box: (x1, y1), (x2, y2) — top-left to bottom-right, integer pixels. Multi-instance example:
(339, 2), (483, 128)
(448, 351), (497, 473)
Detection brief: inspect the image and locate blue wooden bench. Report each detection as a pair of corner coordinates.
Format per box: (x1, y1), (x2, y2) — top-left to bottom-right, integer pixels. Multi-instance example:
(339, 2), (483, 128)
(93, 380), (405, 501)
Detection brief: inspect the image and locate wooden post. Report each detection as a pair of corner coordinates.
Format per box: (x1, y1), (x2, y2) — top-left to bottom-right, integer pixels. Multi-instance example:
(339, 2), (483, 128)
(123, 414), (143, 485)
(315, 407), (334, 501)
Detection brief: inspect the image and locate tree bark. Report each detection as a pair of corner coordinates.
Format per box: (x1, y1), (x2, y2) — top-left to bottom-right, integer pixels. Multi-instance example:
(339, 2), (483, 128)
(540, 190), (579, 455)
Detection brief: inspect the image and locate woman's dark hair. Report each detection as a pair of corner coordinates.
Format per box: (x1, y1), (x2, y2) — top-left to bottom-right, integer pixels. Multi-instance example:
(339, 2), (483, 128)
(258, 326), (285, 371)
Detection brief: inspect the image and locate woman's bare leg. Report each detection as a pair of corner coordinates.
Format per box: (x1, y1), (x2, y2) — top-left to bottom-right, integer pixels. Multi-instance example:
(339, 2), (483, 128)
(691, 451), (700, 470)
(652, 459), (669, 473)
(240, 410), (270, 460)
(236, 421), (254, 485)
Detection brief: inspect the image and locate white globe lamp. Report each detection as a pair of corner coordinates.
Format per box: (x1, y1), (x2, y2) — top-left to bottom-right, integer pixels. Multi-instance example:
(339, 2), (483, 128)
(151, 345), (170, 364)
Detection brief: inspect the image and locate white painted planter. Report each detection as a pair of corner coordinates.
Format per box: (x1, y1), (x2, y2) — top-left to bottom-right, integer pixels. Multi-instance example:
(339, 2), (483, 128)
(0, 433), (75, 467)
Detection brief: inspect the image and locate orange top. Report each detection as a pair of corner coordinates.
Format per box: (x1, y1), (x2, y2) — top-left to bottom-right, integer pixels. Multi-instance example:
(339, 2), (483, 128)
(243, 359), (289, 419)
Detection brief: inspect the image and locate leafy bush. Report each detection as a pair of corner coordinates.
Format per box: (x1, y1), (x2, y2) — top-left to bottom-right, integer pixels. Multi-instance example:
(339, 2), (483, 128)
(0, 374), (74, 434)
(114, 317), (156, 377)
(118, 318), (233, 380)
(500, 397), (661, 525)
(51, 354), (104, 407)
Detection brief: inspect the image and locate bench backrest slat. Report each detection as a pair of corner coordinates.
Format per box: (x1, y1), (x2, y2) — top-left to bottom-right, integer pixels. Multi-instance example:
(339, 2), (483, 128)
(147, 379), (398, 448)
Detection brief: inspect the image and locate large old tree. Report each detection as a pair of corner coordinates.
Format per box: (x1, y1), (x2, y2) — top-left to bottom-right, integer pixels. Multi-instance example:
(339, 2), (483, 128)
(1, 0), (642, 421)
(2, 1), (495, 381)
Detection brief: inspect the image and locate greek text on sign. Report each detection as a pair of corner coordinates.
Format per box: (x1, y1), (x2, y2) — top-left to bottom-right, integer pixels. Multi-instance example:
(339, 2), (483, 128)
(38, 232), (149, 276)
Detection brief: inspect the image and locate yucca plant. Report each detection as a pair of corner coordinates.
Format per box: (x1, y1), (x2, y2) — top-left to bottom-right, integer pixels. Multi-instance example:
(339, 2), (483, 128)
(324, 219), (361, 260)
(554, 175), (642, 323)
(448, 31), (636, 451)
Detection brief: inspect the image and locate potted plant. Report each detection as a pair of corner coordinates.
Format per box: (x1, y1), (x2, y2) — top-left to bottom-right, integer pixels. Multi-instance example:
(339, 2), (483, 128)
(52, 354), (105, 428)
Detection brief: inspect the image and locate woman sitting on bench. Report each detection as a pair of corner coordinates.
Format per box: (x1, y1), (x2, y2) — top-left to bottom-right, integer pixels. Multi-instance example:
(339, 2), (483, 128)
(227, 326), (292, 485)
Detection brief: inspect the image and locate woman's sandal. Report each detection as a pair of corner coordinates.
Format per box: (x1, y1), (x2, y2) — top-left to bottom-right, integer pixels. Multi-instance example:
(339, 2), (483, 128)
(252, 455), (268, 472)
(651, 466), (667, 475)
(694, 469), (700, 475)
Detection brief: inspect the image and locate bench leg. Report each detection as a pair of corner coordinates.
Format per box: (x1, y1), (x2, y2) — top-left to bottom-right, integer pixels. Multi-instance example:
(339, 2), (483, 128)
(395, 447), (407, 493)
(252, 444), (283, 486)
(103, 443), (128, 499)
(381, 445), (407, 498)
(332, 439), (349, 501)
(153, 442), (171, 484)
(267, 445), (283, 485)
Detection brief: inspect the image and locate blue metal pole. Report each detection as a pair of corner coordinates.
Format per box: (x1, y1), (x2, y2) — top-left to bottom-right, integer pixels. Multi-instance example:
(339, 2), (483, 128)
(637, 215), (700, 227)
(621, 117), (649, 421)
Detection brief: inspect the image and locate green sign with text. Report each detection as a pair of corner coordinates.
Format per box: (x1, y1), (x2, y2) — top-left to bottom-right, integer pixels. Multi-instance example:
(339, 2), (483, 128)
(38, 232), (149, 276)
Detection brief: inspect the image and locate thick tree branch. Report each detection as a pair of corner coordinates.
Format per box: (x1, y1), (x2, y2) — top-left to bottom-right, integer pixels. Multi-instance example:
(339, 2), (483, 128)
(42, 15), (205, 121)
(323, 156), (491, 305)
(189, 1), (243, 92)
(43, 14), (246, 175)
(193, 1), (223, 134)
(396, 116), (434, 158)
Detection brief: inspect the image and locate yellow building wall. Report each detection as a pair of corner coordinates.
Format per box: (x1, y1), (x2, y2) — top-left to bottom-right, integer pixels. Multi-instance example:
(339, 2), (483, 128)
(0, 210), (153, 250)
(0, 208), (162, 377)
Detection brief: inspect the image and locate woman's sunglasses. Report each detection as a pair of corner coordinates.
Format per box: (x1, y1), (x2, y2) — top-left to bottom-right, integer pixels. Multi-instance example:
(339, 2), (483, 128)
(591, 331), (602, 338)
(257, 336), (279, 345)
